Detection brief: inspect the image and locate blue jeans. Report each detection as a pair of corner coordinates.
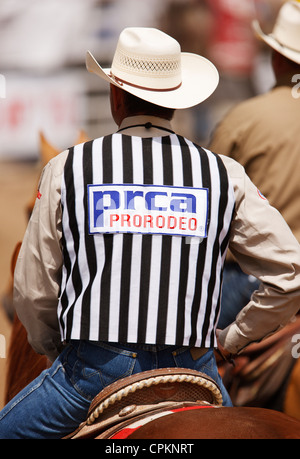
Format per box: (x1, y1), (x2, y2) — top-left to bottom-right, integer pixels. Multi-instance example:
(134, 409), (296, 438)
(0, 341), (232, 439)
(218, 263), (260, 330)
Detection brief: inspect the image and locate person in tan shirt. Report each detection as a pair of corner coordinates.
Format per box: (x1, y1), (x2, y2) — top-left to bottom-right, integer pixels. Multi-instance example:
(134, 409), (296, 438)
(209, 1), (300, 329)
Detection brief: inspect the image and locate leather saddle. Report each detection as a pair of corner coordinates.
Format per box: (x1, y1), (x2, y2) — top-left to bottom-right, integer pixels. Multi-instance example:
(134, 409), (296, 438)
(65, 367), (223, 439)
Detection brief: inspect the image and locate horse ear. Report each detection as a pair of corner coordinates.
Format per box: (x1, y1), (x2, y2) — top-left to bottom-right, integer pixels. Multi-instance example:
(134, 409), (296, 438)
(39, 131), (60, 165)
(39, 130), (89, 165)
(76, 130), (89, 144)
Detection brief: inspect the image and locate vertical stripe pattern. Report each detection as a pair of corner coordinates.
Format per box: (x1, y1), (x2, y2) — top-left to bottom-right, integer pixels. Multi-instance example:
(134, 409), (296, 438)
(58, 134), (235, 347)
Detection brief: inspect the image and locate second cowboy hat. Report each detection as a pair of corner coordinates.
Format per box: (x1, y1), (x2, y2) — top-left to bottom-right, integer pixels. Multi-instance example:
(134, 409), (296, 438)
(86, 27), (219, 109)
(253, 1), (300, 65)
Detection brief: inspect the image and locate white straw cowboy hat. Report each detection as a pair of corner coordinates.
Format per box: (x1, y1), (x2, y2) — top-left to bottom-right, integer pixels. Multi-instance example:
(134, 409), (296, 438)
(86, 27), (219, 109)
(253, 1), (300, 65)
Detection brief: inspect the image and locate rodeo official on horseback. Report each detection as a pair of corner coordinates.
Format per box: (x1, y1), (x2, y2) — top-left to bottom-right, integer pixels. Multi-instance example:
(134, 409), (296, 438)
(1, 24), (300, 439)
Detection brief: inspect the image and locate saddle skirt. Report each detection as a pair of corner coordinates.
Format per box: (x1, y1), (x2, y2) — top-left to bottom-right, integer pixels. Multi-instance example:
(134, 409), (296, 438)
(65, 367), (223, 439)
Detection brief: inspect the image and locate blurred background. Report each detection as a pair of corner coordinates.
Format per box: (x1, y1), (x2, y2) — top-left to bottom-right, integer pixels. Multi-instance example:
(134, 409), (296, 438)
(0, 0), (288, 407)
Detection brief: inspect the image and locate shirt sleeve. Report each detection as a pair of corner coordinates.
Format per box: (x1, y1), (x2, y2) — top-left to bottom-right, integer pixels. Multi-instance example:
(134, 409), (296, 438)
(13, 151), (68, 362)
(218, 156), (300, 354)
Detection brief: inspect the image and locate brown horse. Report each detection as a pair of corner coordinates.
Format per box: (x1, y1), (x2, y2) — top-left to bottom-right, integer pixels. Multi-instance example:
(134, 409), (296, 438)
(4, 131), (88, 403)
(124, 407), (300, 439)
(123, 407), (300, 440)
(285, 357), (300, 420)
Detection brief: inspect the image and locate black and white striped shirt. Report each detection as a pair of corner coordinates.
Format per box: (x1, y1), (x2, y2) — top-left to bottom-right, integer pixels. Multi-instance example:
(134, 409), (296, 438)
(58, 133), (235, 348)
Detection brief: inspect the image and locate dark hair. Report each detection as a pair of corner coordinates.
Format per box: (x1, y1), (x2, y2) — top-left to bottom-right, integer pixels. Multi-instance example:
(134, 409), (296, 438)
(122, 89), (175, 121)
(273, 50), (300, 71)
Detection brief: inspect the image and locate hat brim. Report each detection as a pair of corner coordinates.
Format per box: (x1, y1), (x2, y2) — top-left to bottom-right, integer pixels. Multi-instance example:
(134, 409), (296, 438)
(86, 51), (219, 109)
(252, 20), (300, 65)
